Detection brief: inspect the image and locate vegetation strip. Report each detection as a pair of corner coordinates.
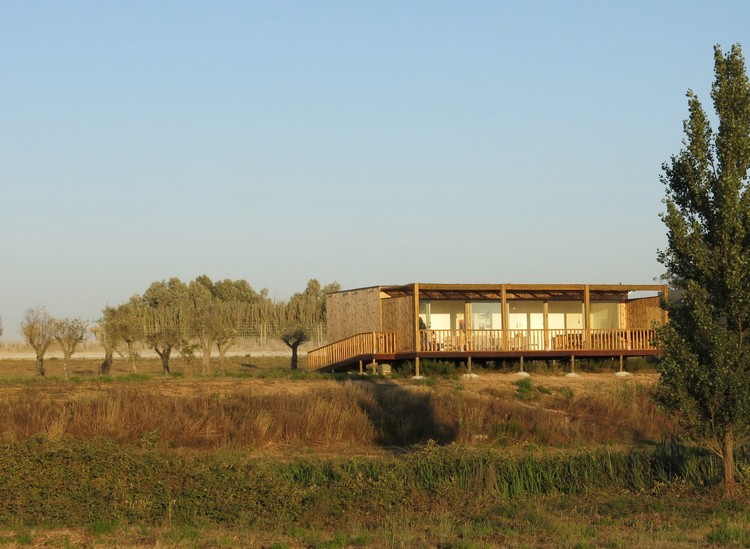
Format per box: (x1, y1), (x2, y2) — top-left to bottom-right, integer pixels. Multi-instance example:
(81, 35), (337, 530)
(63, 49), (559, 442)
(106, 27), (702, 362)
(0, 438), (733, 529)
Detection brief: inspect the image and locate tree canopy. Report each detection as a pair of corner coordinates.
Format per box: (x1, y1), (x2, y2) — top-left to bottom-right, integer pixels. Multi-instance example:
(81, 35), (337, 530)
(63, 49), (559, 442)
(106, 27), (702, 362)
(95, 275), (338, 373)
(20, 307), (57, 376)
(656, 44), (750, 497)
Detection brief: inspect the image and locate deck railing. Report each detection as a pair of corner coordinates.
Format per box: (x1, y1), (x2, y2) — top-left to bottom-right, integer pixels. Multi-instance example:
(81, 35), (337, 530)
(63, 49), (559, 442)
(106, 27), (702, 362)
(307, 332), (396, 370)
(420, 328), (656, 353)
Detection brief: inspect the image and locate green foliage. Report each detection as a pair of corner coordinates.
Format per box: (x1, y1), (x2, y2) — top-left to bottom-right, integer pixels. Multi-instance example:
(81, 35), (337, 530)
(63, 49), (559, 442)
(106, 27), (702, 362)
(657, 44), (750, 495)
(15, 531), (33, 545)
(395, 361), (415, 378)
(490, 420), (524, 444)
(706, 521), (750, 545)
(0, 438), (729, 530)
(89, 519), (119, 535)
(421, 360), (460, 378)
(513, 378), (534, 400)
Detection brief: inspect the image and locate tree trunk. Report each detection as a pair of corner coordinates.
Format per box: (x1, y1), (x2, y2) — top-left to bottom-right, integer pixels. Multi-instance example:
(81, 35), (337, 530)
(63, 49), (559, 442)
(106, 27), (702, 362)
(218, 344), (228, 366)
(155, 345), (172, 375)
(290, 344), (299, 370)
(99, 350), (113, 375)
(722, 430), (737, 498)
(63, 351), (72, 380)
(35, 353), (45, 376)
(126, 340), (137, 373)
(200, 338), (211, 374)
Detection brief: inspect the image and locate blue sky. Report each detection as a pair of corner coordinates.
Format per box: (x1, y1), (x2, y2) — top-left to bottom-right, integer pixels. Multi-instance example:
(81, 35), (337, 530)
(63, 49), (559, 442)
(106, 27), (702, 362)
(1, 1), (749, 338)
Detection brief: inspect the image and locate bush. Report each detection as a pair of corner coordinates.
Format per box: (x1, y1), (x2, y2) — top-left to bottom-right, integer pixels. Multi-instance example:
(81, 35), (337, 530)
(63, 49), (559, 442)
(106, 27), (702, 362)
(420, 360), (459, 378)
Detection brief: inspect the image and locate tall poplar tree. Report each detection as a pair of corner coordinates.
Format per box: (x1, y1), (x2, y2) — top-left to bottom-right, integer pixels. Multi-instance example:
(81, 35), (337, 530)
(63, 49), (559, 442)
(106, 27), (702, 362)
(657, 44), (750, 497)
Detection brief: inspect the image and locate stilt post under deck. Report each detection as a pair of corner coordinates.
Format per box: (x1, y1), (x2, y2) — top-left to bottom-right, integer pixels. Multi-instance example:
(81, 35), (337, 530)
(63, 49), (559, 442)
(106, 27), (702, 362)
(565, 354), (579, 378)
(415, 356), (421, 377)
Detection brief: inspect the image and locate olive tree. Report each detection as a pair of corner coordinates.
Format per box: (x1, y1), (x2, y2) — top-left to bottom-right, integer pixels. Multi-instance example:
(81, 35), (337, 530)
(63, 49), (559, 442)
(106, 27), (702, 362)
(187, 277), (219, 373)
(20, 307), (57, 376)
(54, 317), (89, 379)
(656, 44), (750, 497)
(281, 326), (309, 371)
(102, 297), (146, 373)
(142, 278), (189, 375)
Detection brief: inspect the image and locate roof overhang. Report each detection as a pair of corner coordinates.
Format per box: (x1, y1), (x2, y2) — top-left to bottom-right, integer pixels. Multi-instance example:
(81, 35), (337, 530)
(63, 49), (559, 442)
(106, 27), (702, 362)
(379, 283), (665, 302)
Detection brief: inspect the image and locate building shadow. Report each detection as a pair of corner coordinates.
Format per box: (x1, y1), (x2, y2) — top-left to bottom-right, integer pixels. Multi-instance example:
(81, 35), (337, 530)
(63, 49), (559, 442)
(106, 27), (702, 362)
(342, 377), (459, 450)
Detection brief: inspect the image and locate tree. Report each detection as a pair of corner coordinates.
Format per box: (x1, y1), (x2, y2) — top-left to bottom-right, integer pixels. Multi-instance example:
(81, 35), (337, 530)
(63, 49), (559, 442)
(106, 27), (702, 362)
(187, 277), (220, 373)
(0, 315), (3, 337)
(656, 44), (750, 497)
(20, 307), (57, 376)
(97, 297), (145, 374)
(142, 278), (189, 374)
(281, 327), (309, 370)
(54, 317), (89, 379)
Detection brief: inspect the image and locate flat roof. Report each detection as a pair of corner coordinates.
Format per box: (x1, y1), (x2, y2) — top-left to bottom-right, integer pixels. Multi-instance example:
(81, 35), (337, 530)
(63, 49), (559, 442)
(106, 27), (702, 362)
(331, 283), (666, 301)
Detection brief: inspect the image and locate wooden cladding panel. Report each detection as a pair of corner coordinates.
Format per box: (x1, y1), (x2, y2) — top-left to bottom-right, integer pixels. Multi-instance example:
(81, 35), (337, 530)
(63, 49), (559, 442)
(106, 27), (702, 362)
(381, 296), (414, 353)
(626, 296), (663, 330)
(326, 287), (382, 342)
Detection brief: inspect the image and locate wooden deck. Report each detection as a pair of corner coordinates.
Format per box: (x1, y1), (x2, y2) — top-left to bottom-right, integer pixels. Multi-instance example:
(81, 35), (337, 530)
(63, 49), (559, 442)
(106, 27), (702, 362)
(307, 332), (397, 371)
(307, 329), (658, 372)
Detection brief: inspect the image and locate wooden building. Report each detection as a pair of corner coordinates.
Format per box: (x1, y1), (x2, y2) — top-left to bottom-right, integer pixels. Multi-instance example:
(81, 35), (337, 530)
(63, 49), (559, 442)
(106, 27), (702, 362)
(307, 283), (668, 373)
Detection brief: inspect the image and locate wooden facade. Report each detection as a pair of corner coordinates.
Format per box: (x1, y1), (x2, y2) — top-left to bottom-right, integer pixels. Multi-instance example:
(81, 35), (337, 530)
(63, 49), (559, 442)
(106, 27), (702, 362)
(307, 283), (668, 372)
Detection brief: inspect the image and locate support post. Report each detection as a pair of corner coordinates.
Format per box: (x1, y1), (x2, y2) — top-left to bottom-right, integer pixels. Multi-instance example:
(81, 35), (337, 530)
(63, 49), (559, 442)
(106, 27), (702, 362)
(516, 355), (529, 377)
(584, 284), (591, 350)
(615, 354), (631, 377)
(359, 360), (363, 375)
(543, 301), (549, 351)
(501, 285), (508, 351)
(414, 283), (421, 352)
(566, 355), (580, 378)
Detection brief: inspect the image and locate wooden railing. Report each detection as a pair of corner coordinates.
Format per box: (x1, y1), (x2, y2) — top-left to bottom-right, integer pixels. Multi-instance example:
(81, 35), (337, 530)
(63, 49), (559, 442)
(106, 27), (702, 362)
(420, 329), (656, 353)
(307, 332), (396, 370)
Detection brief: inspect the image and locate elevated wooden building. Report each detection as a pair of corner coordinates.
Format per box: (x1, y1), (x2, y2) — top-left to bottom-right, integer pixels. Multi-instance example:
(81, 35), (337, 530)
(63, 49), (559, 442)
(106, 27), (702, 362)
(307, 283), (668, 373)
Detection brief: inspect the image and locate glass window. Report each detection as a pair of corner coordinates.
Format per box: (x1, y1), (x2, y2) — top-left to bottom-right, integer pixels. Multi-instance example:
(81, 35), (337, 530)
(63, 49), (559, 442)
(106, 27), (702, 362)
(470, 302), (502, 329)
(590, 302), (620, 329)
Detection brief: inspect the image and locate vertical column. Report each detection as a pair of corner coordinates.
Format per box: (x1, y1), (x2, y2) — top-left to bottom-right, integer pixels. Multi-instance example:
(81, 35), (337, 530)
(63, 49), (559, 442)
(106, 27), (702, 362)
(464, 301), (471, 351)
(584, 284), (591, 350)
(414, 283), (420, 352)
(501, 285), (508, 351)
(543, 301), (549, 351)
(413, 283), (421, 377)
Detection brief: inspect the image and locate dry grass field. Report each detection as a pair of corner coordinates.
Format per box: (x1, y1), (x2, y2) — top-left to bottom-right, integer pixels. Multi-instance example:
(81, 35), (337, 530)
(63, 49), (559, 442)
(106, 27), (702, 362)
(0, 356), (747, 548)
(0, 355), (670, 453)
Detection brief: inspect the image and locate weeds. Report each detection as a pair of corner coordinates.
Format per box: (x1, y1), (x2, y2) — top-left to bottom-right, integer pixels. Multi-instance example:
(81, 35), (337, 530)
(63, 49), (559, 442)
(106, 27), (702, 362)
(0, 376), (675, 450)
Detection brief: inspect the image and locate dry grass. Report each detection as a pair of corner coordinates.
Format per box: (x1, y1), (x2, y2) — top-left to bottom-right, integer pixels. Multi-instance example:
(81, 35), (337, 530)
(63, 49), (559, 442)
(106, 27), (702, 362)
(0, 365), (678, 452)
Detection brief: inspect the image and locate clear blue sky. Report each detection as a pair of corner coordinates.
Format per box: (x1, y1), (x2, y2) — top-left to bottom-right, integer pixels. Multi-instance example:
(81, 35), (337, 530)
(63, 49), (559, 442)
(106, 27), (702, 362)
(1, 1), (748, 339)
